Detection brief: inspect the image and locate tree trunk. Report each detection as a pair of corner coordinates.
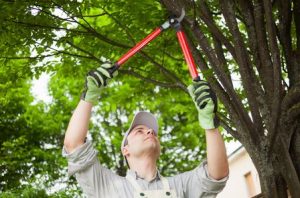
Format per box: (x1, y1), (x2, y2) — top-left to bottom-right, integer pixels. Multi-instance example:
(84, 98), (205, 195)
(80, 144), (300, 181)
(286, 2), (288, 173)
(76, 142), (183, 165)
(287, 84), (300, 181)
(248, 136), (300, 198)
(290, 129), (300, 181)
(256, 167), (287, 198)
(159, 0), (300, 197)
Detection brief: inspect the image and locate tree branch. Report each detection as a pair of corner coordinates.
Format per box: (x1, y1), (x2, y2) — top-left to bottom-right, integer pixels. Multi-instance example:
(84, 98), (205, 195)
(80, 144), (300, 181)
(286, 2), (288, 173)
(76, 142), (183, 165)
(294, 0), (300, 51)
(197, 0), (234, 88)
(74, 4), (187, 90)
(186, 31), (256, 143)
(45, 1), (132, 49)
(0, 52), (61, 60)
(187, 21), (255, 133)
(7, 9), (186, 91)
(197, 0), (238, 61)
(64, 40), (100, 62)
(100, 7), (136, 45)
(276, 0), (292, 54)
(263, 0), (283, 145)
(275, 0), (294, 87)
(139, 52), (187, 91)
(253, 0), (274, 100)
(31, 5), (77, 24)
(218, 115), (240, 140)
(6, 19), (89, 35)
(82, 13), (106, 18)
(119, 69), (184, 90)
(212, 38), (234, 89)
(163, 51), (185, 62)
(237, 0), (272, 132)
(220, 0), (264, 136)
(34, 40), (96, 60)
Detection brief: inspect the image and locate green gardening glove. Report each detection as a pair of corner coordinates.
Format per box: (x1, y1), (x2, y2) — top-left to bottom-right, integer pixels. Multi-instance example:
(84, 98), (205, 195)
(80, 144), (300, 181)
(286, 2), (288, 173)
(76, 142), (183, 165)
(187, 80), (220, 129)
(81, 62), (118, 105)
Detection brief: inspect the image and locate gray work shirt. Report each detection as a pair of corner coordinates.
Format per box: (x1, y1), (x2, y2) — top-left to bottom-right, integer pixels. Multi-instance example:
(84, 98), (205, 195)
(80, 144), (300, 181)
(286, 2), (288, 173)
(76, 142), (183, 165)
(62, 140), (228, 198)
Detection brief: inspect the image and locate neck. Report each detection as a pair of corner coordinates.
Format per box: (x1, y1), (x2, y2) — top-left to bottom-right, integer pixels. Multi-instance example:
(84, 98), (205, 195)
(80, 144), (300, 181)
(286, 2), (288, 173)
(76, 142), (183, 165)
(129, 156), (157, 181)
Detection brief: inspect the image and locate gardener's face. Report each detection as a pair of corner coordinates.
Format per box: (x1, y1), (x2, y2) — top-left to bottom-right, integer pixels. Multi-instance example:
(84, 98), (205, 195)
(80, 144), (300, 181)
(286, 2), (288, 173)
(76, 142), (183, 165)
(124, 125), (160, 160)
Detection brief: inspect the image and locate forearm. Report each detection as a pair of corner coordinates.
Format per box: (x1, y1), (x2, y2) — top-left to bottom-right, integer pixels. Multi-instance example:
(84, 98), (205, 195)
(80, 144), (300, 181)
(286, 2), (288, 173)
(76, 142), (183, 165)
(205, 128), (229, 180)
(64, 100), (93, 153)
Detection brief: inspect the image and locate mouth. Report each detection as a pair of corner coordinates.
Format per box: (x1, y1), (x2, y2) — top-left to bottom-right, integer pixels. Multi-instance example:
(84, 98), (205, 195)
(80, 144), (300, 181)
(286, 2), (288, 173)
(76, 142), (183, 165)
(145, 136), (156, 141)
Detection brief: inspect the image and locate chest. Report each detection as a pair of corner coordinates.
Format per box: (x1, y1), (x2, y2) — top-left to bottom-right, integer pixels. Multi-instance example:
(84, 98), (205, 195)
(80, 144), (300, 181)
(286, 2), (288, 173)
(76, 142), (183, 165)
(126, 174), (178, 198)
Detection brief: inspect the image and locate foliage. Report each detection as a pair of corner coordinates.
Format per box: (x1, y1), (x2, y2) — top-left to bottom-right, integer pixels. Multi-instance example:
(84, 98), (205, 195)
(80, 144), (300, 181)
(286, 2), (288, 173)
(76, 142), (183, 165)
(0, 0), (217, 195)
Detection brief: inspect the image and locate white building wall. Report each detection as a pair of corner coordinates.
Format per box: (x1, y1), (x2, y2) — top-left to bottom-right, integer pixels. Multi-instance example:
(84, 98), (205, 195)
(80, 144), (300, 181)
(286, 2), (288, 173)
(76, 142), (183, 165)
(217, 147), (261, 198)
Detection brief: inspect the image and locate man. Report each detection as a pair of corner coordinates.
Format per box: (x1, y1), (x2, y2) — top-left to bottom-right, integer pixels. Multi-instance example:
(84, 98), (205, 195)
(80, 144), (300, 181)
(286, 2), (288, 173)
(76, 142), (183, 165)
(63, 63), (229, 197)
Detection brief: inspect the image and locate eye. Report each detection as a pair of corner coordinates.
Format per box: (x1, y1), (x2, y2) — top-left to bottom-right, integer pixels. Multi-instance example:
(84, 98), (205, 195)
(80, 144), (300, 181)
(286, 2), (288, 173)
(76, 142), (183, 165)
(135, 130), (143, 134)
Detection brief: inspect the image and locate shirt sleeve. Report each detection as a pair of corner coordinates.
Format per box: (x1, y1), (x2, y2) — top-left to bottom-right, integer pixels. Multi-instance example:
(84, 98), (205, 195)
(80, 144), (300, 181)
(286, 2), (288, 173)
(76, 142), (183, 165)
(62, 140), (98, 177)
(171, 161), (228, 197)
(62, 140), (121, 197)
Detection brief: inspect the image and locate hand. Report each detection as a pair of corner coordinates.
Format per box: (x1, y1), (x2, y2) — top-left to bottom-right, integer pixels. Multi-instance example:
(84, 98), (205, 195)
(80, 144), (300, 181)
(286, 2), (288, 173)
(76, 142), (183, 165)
(81, 62), (118, 105)
(187, 80), (219, 129)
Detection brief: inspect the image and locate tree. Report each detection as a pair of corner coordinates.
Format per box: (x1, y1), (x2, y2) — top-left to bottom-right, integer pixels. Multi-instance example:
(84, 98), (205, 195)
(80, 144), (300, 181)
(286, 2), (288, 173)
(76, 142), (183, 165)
(160, 0), (300, 197)
(0, 58), (81, 195)
(1, 0), (299, 197)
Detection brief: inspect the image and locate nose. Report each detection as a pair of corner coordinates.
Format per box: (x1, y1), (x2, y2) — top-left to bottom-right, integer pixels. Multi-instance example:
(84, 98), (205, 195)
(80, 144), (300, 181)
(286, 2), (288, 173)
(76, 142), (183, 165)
(146, 128), (155, 135)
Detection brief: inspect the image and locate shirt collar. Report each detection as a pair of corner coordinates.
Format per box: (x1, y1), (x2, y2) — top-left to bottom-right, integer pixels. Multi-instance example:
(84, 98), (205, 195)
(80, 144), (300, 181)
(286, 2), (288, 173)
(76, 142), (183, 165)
(126, 168), (161, 182)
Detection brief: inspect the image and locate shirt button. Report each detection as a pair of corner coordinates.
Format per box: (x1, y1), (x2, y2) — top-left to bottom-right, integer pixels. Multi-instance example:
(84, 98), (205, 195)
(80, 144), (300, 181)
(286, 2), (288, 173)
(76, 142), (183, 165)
(166, 191), (171, 196)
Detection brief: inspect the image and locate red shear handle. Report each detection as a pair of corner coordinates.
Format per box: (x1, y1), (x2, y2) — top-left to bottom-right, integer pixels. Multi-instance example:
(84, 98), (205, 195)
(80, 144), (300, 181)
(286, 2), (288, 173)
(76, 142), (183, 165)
(116, 28), (163, 66)
(176, 30), (200, 81)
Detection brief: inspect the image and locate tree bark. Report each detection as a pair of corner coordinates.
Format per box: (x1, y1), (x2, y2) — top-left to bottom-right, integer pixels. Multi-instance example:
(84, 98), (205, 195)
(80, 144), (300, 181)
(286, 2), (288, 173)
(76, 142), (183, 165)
(159, 0), (300, 197)
(248, 133), (300, 198)
(290, 129), (300, 180)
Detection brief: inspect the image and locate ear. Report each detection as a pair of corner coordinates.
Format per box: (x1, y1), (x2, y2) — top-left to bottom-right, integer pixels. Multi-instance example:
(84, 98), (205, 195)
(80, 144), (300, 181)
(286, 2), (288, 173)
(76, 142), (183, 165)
(122, 145), (129, 157)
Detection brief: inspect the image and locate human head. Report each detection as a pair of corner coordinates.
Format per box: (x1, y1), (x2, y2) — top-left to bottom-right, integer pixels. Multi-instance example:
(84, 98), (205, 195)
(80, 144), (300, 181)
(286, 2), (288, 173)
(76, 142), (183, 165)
(121, 111), (160, 167)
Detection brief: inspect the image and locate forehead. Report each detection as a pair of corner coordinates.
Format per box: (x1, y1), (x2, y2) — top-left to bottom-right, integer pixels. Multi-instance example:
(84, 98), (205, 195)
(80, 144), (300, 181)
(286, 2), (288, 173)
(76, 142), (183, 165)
(129, 125), (148, 135)
(132, 124), (148, 130)
(127, 125), (148, 137)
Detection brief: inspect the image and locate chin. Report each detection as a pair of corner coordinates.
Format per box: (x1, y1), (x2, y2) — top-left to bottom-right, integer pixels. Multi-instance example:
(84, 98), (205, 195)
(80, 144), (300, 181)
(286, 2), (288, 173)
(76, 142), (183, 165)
(145, 143), (161, 156)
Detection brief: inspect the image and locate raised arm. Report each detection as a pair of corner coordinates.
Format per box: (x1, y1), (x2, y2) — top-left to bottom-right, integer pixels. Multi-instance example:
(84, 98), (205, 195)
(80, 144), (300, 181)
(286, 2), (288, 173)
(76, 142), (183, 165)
(64, 62), (117, 153)
(188, 81), (229, 180)
(205, 128), (228, 180)
(64, 100), (93, 153)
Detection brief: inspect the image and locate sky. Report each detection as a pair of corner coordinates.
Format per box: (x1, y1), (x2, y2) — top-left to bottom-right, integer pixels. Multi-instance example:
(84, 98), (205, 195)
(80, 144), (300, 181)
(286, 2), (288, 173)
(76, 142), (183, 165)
(31, 73), (52, 104)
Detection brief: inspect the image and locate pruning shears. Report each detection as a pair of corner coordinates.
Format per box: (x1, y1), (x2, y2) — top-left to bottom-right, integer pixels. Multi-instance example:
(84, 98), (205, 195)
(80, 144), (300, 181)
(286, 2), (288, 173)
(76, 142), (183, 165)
(109, 9), (201, 82)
